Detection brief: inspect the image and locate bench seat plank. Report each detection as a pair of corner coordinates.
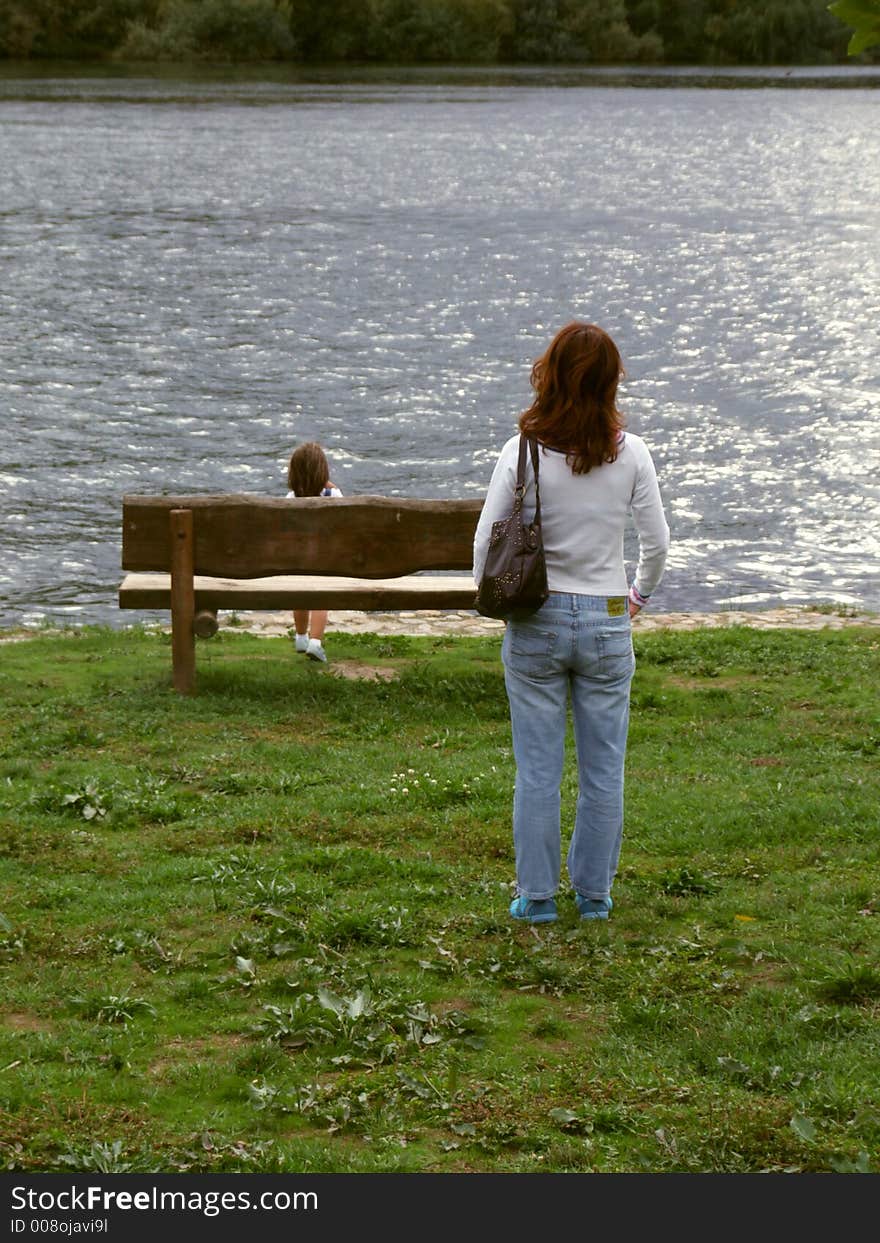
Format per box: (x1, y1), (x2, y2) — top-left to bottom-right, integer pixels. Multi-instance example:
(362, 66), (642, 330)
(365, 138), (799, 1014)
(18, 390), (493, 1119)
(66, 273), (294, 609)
(120, 572), (479, 613)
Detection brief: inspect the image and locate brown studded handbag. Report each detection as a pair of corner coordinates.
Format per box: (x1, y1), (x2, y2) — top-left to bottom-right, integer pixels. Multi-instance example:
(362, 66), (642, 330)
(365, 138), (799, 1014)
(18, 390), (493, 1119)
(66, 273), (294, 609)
(474, 434), (549, 621)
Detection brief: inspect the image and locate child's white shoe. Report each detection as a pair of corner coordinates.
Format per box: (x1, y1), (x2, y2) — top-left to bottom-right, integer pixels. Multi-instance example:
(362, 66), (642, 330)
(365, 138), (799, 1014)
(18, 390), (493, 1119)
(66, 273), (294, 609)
(306, 638), (327, 663)
(294, 633), (309, 654)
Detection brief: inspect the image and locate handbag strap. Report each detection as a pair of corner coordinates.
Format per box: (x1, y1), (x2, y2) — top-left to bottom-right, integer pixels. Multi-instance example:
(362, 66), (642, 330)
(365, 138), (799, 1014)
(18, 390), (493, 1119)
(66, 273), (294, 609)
(514, 434), (542, 525)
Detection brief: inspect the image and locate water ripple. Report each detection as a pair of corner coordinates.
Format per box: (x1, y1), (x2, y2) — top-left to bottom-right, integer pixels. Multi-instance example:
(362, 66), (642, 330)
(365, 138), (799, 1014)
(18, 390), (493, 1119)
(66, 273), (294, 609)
(1, 79), (879, 623)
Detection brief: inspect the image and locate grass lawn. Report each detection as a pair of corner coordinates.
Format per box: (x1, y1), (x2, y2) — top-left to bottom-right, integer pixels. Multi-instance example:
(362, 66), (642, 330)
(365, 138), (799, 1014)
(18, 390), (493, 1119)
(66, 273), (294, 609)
(0, 622), (878, 1174)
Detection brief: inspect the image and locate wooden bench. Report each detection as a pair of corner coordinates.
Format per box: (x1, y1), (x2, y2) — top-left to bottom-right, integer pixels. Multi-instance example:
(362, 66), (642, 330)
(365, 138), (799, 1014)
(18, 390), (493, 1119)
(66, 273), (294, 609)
(119, 493), (483, 694)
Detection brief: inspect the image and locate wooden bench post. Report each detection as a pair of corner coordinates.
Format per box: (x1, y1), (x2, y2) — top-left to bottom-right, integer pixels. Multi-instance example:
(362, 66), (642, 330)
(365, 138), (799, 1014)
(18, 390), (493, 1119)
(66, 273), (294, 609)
(170, 509), (195, 695)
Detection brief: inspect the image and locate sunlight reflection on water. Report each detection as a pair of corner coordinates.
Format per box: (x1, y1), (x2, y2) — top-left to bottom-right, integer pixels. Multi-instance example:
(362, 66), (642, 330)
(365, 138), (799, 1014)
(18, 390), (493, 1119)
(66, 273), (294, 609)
(1, 76), (878, 623)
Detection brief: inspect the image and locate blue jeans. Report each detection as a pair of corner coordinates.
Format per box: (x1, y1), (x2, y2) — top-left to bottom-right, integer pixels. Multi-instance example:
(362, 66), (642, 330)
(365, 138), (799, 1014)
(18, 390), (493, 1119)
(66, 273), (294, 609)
(502, 593), (635, 902)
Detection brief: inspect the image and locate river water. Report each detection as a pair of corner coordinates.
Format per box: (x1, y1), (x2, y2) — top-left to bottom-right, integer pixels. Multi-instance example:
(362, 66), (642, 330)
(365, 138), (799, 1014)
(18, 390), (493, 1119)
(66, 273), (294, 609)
(1, 66), (878, 626)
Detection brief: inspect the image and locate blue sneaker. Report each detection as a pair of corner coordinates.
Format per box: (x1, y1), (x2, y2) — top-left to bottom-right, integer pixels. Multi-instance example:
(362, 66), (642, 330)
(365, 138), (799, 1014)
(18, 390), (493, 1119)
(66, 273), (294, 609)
(510, 896), (558, 924)
(576, 894), (612, 921)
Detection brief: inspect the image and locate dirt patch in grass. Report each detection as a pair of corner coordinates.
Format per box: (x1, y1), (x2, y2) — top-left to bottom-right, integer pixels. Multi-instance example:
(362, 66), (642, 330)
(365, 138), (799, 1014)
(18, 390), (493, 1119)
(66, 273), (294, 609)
(665, 674), (762, 691)
(432, 997), (475, 1016)
(330, 661), (399, 683)
(1, 1012), (53, 1032)
(746, 962), (792, 989)
(147, 1034), (246, 1076)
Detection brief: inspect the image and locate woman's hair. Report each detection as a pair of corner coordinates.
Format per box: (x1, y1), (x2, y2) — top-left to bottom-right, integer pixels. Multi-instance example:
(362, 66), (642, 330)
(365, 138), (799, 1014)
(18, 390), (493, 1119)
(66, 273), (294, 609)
(287, 441), (330, 496)
(518, 322), (625, 474)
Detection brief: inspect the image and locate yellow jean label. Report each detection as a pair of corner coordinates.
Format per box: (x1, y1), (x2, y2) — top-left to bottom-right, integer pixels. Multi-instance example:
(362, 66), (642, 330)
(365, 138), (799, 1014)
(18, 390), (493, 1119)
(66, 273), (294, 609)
(607, 597), (626, 616)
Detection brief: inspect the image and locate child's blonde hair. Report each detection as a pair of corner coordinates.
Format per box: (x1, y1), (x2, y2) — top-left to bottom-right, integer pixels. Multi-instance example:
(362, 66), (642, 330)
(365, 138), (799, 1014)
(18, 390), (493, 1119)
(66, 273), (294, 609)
(287, 442), (330, 497)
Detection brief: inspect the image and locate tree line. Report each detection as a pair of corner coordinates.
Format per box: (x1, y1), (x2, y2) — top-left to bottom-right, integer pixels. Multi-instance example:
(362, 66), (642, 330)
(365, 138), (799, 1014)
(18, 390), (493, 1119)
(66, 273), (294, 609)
(0, 0), (872, 65)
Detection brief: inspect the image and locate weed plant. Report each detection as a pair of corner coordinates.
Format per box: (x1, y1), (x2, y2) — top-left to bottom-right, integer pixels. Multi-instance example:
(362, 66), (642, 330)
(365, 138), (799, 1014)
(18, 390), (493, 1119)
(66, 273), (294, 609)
(0, 624), (878, 1173)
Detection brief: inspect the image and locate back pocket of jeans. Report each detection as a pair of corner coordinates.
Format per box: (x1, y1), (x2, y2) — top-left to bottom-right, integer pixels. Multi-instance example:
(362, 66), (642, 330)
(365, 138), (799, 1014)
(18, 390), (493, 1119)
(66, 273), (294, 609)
(503, 625), (557, 676)
(596, 630), (635, 678)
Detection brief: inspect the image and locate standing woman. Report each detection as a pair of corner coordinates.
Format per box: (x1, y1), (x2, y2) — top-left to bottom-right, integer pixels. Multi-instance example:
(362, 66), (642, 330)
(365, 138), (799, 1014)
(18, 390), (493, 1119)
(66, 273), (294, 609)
(473, 323), (669, 925)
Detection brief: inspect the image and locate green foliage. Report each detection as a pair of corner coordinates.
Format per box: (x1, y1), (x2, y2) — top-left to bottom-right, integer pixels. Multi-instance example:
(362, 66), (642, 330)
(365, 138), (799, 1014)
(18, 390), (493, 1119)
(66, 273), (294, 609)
(0, 0), (159, 58)
(117, 0), (295, 61)
(60, 1140), (137, 1173)
(362, 0), (514, 63)
(813, 958), (880, 1004)
(255, 980), (481, 1064)
(658, 865), (721, 897)
(287, 0), (366, 60)
(627, 0), (852, 64)
(500, 0), (658, 63)
(705, 1), (844, 63)
(0, 0), (873, 62)
(829, 0), (880, 52)
(70, 991), (158, 1025)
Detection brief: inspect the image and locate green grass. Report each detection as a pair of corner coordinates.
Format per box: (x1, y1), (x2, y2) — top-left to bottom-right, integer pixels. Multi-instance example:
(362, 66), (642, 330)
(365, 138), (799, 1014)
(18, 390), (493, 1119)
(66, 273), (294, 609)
(0, 623), (878, 1174)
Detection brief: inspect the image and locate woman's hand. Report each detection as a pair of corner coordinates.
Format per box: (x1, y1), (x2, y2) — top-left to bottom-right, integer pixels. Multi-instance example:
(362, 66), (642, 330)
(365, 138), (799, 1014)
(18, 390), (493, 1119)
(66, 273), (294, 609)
(628, 600), (642, 620)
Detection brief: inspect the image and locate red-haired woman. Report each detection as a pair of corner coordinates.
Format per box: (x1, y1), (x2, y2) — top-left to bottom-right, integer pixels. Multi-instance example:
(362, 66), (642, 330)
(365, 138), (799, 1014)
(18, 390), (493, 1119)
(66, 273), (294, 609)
(473, 323), (669, 925)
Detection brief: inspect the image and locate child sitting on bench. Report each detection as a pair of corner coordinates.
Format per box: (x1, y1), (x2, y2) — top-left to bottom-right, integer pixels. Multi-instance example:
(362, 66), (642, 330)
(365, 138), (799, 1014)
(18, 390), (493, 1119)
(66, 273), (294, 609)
(286, 441), (342, 663)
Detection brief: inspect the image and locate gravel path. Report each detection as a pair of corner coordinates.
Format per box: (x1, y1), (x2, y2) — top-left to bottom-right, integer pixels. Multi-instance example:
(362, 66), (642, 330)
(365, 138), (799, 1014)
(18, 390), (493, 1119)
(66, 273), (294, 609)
(220, 606), (880, 639)
(2, 608), (876, 646)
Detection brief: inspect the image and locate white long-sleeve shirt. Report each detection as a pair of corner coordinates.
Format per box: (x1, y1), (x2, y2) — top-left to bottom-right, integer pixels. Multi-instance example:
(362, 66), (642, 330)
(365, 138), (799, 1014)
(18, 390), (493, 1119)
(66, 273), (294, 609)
(473, 432), (669, 605)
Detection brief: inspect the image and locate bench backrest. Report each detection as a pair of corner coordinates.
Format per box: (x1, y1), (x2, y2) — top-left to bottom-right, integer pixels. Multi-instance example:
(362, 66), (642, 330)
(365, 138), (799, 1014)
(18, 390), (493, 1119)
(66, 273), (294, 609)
(122, 494), (483, 579)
